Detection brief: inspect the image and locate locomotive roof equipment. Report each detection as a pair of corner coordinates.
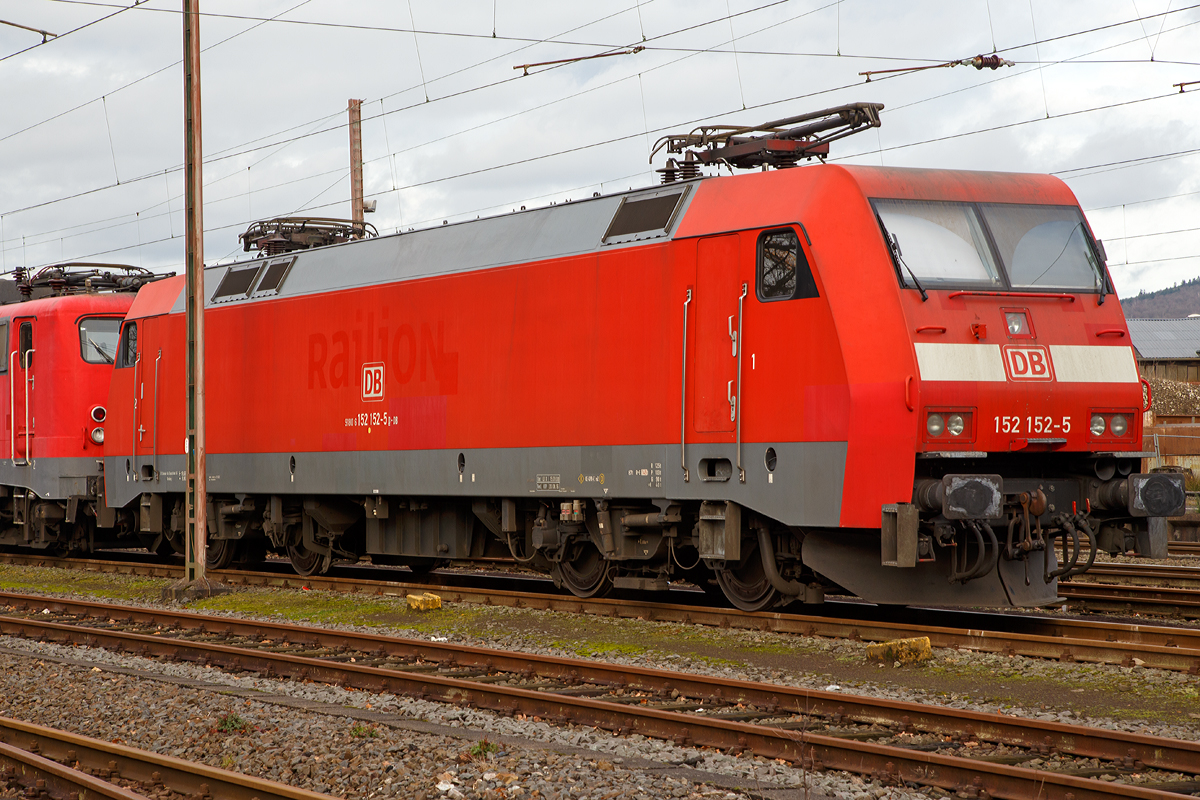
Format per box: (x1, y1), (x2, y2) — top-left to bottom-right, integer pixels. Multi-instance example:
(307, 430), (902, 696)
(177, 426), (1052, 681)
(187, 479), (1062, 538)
(239, 217), (379, 255)
(651, 101), (884, 173)
(5, 263), (173, 303)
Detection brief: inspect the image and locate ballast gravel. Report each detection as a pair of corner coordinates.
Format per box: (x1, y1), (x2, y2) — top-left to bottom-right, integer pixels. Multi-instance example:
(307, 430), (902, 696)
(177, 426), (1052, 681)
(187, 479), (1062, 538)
(0, 638), (925, 800)
(2, 572), (1199, 798)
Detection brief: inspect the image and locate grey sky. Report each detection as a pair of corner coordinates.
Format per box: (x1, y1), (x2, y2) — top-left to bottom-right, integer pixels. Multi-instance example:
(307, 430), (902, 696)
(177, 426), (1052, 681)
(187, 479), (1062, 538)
(1, 0), (1197, 297)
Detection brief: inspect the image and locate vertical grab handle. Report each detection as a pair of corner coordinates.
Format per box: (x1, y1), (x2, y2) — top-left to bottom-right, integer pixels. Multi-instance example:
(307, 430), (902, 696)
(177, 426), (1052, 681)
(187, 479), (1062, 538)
(153, 349), (162, 481)
(8, 350), (16, 465)
(24, 349), (33, 467)
(735, 282), (748, 483)
(1141, 376), (1152, 413)
(681, 289), (692, 483)
(132, 351), (141, 481)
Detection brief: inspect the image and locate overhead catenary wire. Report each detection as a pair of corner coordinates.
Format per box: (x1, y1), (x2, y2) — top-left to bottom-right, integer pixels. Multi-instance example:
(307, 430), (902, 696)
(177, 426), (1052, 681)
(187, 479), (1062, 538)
(0, 0), (837, 221)
(5, 56), (1197, 260)
(4, 0), (1189, 208)
(5, 2), (1200, 271)
(0, 0), (143, 65)
(0, 0), (318, 147)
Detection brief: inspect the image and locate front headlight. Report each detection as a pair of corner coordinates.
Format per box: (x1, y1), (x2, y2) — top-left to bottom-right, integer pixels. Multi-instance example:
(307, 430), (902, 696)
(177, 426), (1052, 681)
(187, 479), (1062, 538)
(927, 413), (945, 437)
(1110, 414), (1128, 436)
(1090, 414), (1107, 436)
(947, 414), (965, 436)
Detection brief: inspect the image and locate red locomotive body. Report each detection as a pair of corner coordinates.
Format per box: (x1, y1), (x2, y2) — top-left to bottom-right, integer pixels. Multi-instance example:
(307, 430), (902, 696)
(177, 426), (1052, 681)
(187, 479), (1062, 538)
(100, 161), (1181, 609)
(0, 266), (167, 553)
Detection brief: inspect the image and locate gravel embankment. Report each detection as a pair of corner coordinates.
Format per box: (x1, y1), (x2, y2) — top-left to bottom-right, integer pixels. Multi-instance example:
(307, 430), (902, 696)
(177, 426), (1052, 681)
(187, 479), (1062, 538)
(2, 564), (1199, 799)
(0, 640), (910, 800)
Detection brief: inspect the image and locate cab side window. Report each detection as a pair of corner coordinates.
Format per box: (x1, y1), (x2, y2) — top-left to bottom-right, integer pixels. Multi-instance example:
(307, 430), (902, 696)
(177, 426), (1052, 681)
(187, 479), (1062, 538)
(116, 321), (137, 369)
(79, 317), (121, 364)
(0, 322), (8, 374)
(18, 322), (32, 369)
(757, 228), (819, 302)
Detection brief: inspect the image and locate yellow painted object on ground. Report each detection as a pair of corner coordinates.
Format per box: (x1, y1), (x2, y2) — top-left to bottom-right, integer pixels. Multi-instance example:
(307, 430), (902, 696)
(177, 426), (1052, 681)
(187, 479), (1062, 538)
(406, 592), (443, 611)
(865, 636), (932, 665)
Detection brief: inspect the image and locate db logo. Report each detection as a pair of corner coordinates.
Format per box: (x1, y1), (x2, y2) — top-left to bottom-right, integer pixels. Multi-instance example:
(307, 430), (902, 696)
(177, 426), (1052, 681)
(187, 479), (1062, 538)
(361, 362), (385, 401)
(1002, 345), (1054, 382)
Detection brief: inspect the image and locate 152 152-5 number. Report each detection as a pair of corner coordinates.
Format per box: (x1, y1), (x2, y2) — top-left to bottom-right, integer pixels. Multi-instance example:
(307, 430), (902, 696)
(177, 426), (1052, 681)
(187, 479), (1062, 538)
(994, 415), (1071, 434)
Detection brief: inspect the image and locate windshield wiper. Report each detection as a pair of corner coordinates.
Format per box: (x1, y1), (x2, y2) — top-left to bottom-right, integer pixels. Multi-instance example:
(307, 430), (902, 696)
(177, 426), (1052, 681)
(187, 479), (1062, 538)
(87, 337), (114, 364)
(875, 214), (927, 302)
(889, 233), (928, 302)
(1091, 238), (1109, 305)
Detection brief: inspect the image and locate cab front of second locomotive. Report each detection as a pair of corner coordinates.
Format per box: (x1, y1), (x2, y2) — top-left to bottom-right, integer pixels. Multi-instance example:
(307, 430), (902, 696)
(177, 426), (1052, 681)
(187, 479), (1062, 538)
(880, 194), (1184, 575)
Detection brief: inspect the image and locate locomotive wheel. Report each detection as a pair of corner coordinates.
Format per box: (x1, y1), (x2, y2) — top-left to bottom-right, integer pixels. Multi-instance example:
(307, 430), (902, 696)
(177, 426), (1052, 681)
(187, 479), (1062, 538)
(552, 539), (613, 598)
(206, 539), (238, 570)
(288, 539), (329, 576)
(714, 539), (780, 612)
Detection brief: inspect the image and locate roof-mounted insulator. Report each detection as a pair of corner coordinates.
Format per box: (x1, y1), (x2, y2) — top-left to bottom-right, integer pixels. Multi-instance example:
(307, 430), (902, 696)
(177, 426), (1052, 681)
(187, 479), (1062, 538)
(239, 217), (379, 255)
(12, 267), (30, 299)
(657, 158), (679, 184)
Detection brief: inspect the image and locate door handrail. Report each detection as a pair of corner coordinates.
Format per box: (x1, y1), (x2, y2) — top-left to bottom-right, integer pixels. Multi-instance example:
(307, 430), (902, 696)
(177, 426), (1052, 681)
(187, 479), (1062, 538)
(735, 282), (747, 483)
(153, 349), (161, 481)
(680, 288), (691, 483)
(23, 348), (33, 467)
(132, 351), (141, 481)
(8, 350), (16, 466)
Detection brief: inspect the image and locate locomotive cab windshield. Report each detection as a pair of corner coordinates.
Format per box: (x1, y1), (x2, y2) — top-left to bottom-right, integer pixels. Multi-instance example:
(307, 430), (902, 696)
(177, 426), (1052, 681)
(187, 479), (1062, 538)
(874, 199), (1107, 294)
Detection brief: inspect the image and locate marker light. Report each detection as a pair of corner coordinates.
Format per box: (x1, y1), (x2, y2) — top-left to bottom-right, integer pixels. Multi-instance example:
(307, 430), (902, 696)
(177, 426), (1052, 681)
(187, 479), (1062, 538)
(90, 427), (105, 444)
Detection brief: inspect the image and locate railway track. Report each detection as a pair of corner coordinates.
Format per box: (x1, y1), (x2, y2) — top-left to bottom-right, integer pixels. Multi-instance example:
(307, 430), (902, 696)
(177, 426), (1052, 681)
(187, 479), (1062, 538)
(0, 714), (332, 800)
(1059, 581), (1200, 617)
(2, 592), (1199, 800)
(5, 552), (1200, 673)
(1075, 562), (1200, 589)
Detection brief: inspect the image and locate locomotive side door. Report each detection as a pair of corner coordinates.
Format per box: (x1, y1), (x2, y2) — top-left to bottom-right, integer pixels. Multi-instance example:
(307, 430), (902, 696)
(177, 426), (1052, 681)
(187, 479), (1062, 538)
(132, 316), (162, 482)
(9, 317), (35, 465)
(693, 234), (743, 433)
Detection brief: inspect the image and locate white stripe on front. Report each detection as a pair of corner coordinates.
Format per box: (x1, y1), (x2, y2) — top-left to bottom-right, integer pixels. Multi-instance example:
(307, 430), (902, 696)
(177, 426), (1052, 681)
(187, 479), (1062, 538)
(1049, 345), (1140, 383)
(914, 342), (1006, 382)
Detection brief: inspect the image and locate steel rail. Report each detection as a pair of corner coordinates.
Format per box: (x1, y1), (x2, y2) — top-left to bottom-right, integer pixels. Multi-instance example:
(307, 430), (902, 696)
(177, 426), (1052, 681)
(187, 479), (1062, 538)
(211, 572), (1200, 670)
(5, 593), (1200, 777)
(0, 716), (333, 800)
(4, 555), (1200, 671)
(1058, 582), (1200, 614)
(0, 738), (145, 800)
(1083, 562), (1200, 579)
(0, 611), (1188, 800)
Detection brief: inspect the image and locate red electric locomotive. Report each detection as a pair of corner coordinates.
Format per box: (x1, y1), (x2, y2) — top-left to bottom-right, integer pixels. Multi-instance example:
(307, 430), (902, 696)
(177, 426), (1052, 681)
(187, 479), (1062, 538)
(0, 264), (170, 554)
(99, 105), (1182, 610)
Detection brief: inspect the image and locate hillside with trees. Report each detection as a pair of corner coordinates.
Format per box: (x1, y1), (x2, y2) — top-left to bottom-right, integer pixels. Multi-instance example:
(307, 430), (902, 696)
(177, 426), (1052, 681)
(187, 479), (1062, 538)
(1121, 276), (1200, 319)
